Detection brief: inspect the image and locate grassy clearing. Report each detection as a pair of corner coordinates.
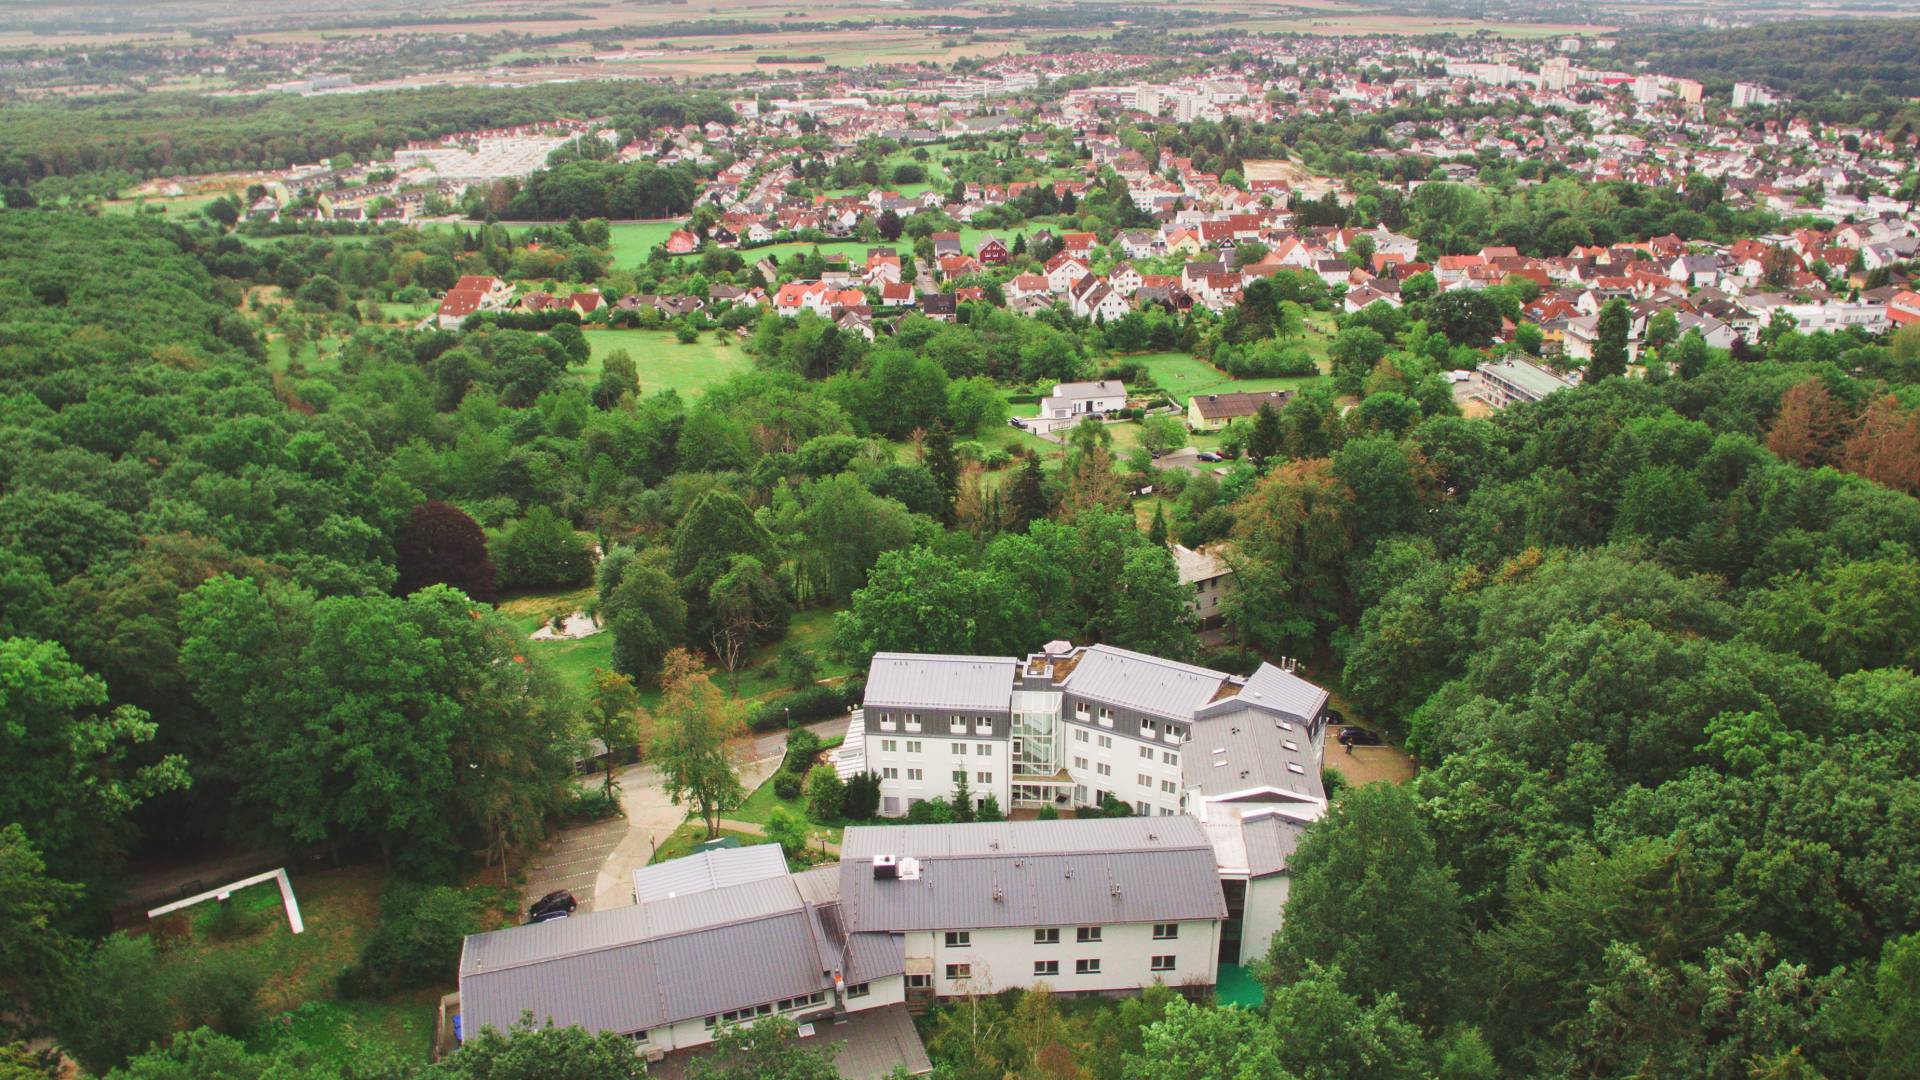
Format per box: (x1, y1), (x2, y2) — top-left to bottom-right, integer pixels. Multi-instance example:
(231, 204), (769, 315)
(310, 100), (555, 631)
(606, 220), (682, 266)
(583, 328), (754, 399)
(147, 864), (435, 1062)
(1133, 352), (1327, 407)
(649, 824), (773, 865)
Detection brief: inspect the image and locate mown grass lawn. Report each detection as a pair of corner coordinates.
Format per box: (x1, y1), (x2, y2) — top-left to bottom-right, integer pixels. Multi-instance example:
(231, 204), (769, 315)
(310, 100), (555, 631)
(583, 328), (754, 400)
(1132, 352), (1328, 407)
(649, 824), (772, 865)
(606, 220), (681, 266)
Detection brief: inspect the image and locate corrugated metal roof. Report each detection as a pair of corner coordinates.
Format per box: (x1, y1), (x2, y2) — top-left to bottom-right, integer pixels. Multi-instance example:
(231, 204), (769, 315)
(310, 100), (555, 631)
(864, 653), (1018, 711)
(1241, 814), (1310, 879)
(461, 913), (829, 1038)
(632, 844), (787, 904)
(1058, 644), (1231, 720)
(1184, 710), (1324, 800)
(1220, 663), (1329, 722)
(841, 818), (1224, 930)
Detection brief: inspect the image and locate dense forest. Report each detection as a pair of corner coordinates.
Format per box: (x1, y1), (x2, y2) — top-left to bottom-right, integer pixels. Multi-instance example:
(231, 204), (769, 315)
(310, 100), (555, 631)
(0, 85), (734, 185)
(1618, 19), (1920, 99)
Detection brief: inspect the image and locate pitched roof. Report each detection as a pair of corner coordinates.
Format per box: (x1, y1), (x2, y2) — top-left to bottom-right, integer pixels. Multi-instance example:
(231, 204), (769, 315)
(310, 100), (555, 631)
(1190, 389), (1291, 421)
(864, 653), (1018, 712)
(631, 844), (788, 904)
(840, 818), (1226, 931)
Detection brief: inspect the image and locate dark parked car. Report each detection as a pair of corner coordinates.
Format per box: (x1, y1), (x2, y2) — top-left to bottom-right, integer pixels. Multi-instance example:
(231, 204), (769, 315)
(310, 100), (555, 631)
(528, 890), (577, 923)
(1197, 451), (1223, 462)
(1337, 727), (1383, 747)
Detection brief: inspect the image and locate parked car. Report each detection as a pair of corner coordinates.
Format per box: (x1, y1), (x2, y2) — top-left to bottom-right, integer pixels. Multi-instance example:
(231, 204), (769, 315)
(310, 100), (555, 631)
(1197, 451), (1223, 462)
(1337, 727), (1383, 747)
(528, 889), (577, 923)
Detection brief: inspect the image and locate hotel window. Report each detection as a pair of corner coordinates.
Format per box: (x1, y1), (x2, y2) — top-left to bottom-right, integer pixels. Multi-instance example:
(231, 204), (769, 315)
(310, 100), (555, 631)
(881, 739), (897, 752)
(1076, 926), (1102, 943)
(1097, 735), (1112, 749)
(846, 982), (871, 998)
(1135, 800), (1150, 815)
(977, 771), (992, 784)
(1074, 729), (1089, 743)
(907, 769), (923, 780)
(883, 767), (899, 779)
(946, 963), (971, 980)
(1139, 746), (1154, 760)
(1141, 718), (1159, 737)
(1073, 755), (1088, 770)
(1075, 958), (1101, 975)
(977, 743), (992, 756)
(1137, 773), (1151, 787)
(1162, 750), (1178, 766)
(1034, 960), (1059, 977)
(1096, 763), (1111, 777)
(952, 770), (966, 783)
(945, 931), (971, 948)
(952, 742), (967, 755)
(1151, 955), (1176, 972)
(907, 974), (931, 989)
(1153, 923), (1179, 940)
(906, 741), (922, 753)
(1035, 928), (1059, 944)
(1161, 780), (1177, 794)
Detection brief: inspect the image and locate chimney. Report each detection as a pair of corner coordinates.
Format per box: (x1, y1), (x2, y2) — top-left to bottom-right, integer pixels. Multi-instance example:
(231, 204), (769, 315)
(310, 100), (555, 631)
(872, 854), (898, 880)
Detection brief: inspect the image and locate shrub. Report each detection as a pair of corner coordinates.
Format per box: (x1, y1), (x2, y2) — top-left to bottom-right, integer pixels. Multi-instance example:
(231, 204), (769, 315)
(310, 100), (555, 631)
(774, 771), (803, 800)
(804, 765), (845, 822)
(174, 951), (263, 1036)
(747, 678), (864, 732)
(560, 786), (623, 824)
(337, 882), (485, 997)
(842, 771), (882, 820)
(1036, 803), (1060, 820)
(777, 644), (819, 689)
(906, 797), (956, 824)
(783, 728), (824, 773)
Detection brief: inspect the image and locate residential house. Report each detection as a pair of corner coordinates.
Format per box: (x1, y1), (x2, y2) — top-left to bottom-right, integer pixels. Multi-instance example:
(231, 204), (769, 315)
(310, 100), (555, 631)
(1044, 253), (1092, 294)
(1171, 544), (1234, 626)
(1187, 389), (1291, 432)
(1031, 380), (1127, 434)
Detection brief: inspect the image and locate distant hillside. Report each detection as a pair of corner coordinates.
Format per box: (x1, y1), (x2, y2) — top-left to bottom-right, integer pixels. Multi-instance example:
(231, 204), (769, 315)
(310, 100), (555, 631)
(1618, 19), (1920, 100)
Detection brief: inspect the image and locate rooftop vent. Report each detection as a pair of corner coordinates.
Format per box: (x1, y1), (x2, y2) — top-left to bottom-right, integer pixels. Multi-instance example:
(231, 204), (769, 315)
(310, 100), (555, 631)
(899, 857), (922, 881)
(872, 854), (898, 880)
(1286, 763), (1305, 775)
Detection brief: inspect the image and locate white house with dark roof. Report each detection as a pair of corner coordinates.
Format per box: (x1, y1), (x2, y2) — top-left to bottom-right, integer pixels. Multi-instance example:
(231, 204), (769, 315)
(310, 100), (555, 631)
(1030, 380), (1126, 434)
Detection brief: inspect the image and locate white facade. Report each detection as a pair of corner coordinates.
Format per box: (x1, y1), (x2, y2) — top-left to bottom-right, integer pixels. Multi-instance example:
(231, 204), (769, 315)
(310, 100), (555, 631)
(915, 919), (1219, 997)
(636, 975), (906, 1055)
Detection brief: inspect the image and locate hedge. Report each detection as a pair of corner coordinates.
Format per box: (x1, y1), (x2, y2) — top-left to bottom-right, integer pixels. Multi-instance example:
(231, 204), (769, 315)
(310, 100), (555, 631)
(746, 677), (866, 733)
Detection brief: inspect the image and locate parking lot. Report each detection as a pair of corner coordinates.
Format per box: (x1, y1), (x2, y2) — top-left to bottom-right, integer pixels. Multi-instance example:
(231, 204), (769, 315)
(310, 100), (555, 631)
(517, 815), (626, 916)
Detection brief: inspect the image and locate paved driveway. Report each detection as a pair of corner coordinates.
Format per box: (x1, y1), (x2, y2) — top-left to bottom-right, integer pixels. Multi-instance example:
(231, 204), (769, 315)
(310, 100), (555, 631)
(519, 815), (626, 915)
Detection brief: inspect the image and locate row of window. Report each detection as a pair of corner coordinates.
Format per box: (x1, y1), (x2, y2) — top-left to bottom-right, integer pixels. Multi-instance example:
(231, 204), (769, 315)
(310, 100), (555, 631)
(943, 924), (1179, 948)
(702, 990), (827, 1030)
(877, 739), (998, 756)
(943, 956), (1178, 980)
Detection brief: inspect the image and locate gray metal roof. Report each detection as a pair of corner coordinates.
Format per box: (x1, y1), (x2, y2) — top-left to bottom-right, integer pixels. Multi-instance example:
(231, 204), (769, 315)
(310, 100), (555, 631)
(1207, 662), (1329, 723)
(462, 856), (846, 1039)
(632, 843), (787, 904)
(460, 908), (828, 1038)
(864, 653), (1017, 711)
(1183, 711), (1324, 801)
(1241, 814), (1310, 879)
(840, 818), (1225, 930)
(1057, 644), (1233, 720)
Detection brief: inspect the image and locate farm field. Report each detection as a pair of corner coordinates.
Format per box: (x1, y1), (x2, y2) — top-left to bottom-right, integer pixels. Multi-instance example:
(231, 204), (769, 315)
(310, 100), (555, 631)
(583, 328), (753, 399)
